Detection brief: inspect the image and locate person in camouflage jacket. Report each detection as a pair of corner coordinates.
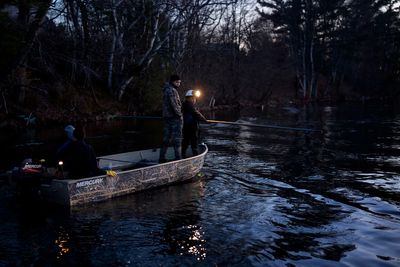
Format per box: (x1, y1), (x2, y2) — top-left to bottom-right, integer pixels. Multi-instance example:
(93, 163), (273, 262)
(159, 74), (183, 162)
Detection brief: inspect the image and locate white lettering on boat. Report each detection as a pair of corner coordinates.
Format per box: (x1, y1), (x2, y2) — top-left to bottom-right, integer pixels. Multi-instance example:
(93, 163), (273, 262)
(23, 164), (42, 169)
(76, 178), (103, 188)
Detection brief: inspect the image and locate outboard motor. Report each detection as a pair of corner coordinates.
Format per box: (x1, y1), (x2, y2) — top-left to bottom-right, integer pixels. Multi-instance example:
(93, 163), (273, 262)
(12, 158), (45, 197)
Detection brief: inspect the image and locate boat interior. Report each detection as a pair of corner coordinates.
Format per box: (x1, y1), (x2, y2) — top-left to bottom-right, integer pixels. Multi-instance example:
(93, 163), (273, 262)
(97, 146), (199, 171)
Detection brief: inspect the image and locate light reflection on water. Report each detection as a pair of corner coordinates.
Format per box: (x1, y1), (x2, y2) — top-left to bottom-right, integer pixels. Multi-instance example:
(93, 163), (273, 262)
(1, 105), (400, 266)
(55, 227), (70, 259)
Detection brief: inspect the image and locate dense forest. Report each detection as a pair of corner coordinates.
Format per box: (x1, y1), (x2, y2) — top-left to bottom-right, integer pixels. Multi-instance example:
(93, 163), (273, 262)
(0, 0), (399, 124)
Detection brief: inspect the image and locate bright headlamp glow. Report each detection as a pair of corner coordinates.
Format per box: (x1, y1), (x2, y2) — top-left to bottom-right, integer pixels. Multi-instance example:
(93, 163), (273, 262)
(195, 90), (201, 97)
(58, 161), (64, 166)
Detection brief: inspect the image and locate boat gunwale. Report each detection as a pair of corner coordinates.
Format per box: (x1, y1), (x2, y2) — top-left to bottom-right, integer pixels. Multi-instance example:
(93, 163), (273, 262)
(50, 143), (208, 185)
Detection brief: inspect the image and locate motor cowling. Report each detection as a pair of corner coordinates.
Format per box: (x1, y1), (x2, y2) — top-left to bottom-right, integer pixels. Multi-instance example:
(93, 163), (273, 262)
(12, 158), (44, 196)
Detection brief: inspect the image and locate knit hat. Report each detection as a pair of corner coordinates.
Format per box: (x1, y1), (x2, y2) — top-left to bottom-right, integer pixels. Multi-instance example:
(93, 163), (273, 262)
(64, 125), (75, 140)
(169, 74), (180, 83)
(185, 89), (194, 97)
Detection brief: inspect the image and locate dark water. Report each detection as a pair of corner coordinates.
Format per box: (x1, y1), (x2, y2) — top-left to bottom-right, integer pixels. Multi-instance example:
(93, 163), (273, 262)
(1, 105), (400, 266)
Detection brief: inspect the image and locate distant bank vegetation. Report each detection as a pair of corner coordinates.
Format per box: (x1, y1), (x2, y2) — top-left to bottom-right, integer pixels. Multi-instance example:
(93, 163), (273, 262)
(0, 0), (399, 123)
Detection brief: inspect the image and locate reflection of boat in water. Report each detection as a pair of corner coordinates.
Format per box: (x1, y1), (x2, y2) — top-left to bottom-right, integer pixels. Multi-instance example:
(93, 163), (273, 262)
(40, 144), (208, 206)
(69, 178), (206, 216)
(64, 176), (208, 264)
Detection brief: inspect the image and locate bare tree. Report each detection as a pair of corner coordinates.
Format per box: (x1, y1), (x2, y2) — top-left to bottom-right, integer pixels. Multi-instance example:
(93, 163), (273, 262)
(0, 0), (53, 105)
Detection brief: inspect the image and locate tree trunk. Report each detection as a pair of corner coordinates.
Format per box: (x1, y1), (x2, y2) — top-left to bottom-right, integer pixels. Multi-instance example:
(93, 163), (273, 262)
(118, 76), (135, 101)
(1, 90), (8, 114)
(108, 36), (117, 94)
(302, 31), (308, 99)
(5, 1), (51, 103)
(309, 33), (316, 99)
(108, 1), (119, 94)
(77, 0), (90, 57)
(16, 67), (28, 104)
(9, 1), (51, 69)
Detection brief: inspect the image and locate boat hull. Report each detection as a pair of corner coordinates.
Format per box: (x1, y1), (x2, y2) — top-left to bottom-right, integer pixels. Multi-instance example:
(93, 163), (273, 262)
(40, 144), (207, 206)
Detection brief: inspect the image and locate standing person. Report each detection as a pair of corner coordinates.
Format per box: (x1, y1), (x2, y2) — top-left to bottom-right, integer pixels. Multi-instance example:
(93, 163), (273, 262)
(159, 74), (183, 163)
(182, 89), (207, 158)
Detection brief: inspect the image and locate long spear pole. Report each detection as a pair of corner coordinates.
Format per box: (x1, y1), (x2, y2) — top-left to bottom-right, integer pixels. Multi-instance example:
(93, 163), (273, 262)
(206, 119), (320, 132)
(118, 116), (320, 133)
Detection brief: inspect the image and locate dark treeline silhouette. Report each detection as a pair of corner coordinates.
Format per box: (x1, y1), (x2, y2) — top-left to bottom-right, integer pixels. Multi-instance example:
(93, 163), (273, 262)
(257, 0), (400, 101)
(0, 0), (399, 122)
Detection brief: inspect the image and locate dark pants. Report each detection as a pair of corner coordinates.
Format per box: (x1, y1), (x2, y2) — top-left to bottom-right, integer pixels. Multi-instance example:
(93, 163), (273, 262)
(159, 118), (182, 162)
(182, 125), (199, 158)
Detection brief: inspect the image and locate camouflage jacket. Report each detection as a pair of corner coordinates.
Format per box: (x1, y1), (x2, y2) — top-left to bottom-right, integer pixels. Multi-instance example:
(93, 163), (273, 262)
(162, 83), (182, 119)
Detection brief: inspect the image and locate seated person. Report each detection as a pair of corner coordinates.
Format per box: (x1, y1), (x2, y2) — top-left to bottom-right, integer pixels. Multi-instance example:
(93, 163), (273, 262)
(58, 124), (106, 179)
(56, 124), (75, 158)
